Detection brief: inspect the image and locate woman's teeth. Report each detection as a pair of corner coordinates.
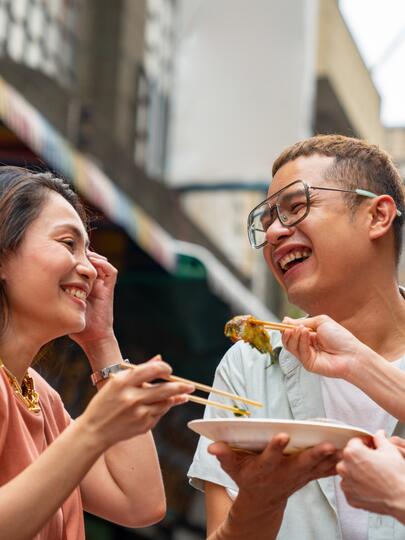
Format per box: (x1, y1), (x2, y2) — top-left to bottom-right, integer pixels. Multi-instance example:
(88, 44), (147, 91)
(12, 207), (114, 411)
(64, 287), (87, 301)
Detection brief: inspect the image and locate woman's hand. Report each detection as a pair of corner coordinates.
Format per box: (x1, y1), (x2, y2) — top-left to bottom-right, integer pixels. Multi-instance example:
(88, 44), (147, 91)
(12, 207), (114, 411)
(69, 251), (117, 348)
(281, 315), (371, 379)
(79, 357), (194, 450)
(337, 431), (405, 521)
(389, 436), (405, 458)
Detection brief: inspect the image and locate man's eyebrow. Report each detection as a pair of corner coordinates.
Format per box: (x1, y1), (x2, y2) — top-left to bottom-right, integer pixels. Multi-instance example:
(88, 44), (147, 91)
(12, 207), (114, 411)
(54, 223), (90, 248)
(279, 189), (304, 204)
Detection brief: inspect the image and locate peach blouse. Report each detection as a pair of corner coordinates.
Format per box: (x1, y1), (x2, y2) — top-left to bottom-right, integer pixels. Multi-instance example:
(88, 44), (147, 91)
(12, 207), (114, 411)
(0, 366), (85, 539)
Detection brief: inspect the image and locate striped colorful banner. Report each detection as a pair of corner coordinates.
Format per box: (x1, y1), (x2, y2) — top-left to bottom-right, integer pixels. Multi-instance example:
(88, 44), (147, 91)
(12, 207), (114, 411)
(0, 76), (177, 272)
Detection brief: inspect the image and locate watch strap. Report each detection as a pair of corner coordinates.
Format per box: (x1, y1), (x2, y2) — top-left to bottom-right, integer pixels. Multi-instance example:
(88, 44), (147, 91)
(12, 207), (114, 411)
(90, 359), (130, 386)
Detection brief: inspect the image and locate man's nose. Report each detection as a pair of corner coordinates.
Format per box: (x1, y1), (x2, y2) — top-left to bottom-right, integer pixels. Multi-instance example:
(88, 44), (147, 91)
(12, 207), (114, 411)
(265, 217), (295, 246)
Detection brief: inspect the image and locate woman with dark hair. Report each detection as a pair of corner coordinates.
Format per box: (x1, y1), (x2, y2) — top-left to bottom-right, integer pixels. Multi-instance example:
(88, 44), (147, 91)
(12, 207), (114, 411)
(0, 166), (193, 539)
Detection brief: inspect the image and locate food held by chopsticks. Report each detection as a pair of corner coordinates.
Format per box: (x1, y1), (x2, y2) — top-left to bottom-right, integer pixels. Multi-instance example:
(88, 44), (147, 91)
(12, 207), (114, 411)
(224, 315), (296, 355)
(224, 315), (273, 354)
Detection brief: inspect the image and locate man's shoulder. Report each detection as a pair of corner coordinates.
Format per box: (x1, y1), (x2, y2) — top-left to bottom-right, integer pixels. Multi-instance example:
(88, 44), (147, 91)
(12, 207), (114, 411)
(219, 333), (283, 374)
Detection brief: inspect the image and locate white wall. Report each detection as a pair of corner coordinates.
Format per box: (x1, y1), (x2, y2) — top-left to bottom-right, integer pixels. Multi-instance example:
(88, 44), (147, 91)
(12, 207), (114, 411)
(166, 0), (318, 185)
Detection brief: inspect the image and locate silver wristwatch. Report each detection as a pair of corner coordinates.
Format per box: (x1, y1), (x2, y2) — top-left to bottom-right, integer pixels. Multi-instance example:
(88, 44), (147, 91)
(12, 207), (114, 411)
(90, 359), (130, 386)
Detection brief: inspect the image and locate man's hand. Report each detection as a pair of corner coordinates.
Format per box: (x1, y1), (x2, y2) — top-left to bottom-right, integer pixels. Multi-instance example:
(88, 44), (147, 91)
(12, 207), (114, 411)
(209, 433), (339, 505)
(337, 431), (405, 521)
(281, 315), (371, 380)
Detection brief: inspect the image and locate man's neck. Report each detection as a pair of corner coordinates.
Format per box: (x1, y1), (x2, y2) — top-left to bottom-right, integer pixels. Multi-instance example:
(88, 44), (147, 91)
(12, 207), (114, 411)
(306, 281), (405, 360)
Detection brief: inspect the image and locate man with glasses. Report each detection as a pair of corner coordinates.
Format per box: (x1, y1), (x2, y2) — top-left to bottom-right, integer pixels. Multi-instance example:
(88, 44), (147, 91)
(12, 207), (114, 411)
(188, 134), (405, 539)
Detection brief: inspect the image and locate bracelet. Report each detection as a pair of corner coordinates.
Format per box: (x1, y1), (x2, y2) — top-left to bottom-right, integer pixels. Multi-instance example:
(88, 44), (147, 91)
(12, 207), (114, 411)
(90, 359), (130, 386)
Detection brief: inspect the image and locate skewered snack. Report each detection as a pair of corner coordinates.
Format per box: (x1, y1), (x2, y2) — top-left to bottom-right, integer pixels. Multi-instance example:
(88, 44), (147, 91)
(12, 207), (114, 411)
(224, 315), (273, 354)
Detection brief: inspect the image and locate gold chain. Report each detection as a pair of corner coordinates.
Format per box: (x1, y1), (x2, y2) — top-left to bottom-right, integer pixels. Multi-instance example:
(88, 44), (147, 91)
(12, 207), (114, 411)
(0, 358), (41, 413)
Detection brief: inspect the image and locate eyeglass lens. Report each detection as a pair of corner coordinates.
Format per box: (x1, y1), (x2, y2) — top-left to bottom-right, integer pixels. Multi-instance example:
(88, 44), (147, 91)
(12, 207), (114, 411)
(248, 181), (309, 248)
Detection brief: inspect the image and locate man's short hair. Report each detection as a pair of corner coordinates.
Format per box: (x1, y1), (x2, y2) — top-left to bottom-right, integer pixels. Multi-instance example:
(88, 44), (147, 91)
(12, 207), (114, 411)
(272, 134), (405, 263)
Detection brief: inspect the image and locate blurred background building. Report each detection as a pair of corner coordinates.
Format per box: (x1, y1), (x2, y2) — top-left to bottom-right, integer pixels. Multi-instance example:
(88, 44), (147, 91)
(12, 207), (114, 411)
(0, 0), (403, 538)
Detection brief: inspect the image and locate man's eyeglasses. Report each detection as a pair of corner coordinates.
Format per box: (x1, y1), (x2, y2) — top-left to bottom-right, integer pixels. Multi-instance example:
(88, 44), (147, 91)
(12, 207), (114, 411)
(247, 180), (402, 249)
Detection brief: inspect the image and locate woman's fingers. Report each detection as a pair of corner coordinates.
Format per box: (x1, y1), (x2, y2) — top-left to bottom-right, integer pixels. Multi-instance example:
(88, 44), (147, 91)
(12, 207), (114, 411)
(136, 381), (194, 405)
(88, 253), (117, 284)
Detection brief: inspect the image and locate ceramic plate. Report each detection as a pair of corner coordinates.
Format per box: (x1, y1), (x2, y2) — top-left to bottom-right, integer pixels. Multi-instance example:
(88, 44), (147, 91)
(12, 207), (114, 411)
(188, 418), (372, 454)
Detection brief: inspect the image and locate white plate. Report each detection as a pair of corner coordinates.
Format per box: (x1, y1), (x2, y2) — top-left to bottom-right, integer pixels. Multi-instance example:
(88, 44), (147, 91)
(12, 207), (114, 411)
(188, 418), (372, 454)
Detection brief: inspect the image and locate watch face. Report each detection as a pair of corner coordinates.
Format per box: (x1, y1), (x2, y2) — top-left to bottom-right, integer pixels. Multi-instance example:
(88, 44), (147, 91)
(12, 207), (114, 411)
(91, 361), (129, 386)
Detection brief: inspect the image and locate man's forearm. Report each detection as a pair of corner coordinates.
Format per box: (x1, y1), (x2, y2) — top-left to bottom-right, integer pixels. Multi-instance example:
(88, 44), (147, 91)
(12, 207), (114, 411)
(209, 491), (286, 540)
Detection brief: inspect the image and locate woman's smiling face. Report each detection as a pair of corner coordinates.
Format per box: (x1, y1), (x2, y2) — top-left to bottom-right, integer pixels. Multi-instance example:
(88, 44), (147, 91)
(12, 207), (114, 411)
(0, 190), (97, 341)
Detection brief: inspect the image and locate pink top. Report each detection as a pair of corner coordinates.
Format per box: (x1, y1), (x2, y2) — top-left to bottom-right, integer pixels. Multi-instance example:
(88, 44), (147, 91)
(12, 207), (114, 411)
(0, 366), (85, 540)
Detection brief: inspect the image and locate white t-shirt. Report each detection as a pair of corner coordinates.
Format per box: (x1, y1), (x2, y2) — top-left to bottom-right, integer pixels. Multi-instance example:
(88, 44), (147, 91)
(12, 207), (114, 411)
(321, 358), (403, 540)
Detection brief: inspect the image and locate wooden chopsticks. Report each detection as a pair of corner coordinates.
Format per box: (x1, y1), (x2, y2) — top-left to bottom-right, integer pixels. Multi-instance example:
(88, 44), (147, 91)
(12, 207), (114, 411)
(186, 395), (251, 416)
(119, 362), (261, 417)
(169, 374), (262, 407)
(250, 318), (296, 332)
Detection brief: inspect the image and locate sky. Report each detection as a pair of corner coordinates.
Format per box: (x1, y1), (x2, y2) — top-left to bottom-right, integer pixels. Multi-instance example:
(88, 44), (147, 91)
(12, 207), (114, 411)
(340, 0), (405, 127)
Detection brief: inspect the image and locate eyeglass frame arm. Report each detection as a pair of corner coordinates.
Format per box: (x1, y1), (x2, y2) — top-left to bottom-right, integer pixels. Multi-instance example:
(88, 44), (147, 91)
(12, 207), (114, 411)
(247, 181), (402, 249)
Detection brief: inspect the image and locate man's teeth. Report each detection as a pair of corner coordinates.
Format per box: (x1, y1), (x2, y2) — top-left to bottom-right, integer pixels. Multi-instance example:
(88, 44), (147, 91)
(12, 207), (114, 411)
(279, 250), (311, 271)
(64, 287), (87, 301)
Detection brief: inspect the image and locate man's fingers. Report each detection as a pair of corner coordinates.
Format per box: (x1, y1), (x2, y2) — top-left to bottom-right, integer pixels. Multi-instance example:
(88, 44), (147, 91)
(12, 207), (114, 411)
(208, 442), (242, 475)
(295, 442), (337, 473)
(260, 433), (290, 465)
(208, 441), (233, 457)
(309, 452), (339, 479)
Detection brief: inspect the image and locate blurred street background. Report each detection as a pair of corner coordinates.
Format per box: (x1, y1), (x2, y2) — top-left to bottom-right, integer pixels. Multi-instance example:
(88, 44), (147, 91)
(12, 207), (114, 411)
(0, 0), (404, 537)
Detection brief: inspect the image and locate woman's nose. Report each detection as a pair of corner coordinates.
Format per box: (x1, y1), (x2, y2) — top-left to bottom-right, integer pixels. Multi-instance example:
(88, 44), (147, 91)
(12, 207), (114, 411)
(76, 257), (97, 282)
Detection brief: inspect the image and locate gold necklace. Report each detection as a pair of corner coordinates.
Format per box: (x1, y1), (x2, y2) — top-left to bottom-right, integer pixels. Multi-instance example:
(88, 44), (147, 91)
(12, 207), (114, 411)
(0, 358), (40, 413)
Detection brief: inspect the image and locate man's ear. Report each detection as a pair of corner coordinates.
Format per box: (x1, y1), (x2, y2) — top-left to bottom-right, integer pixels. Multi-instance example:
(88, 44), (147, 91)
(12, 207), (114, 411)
(368, 195), (398, 240)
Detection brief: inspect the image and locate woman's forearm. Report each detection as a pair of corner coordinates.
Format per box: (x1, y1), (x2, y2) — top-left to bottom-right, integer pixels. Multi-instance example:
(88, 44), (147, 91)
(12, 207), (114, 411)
(0, 418), (103, 540)
(98, 432), (166, 525)
(80, 339), (168, 525)
(347, 350), (405, 422)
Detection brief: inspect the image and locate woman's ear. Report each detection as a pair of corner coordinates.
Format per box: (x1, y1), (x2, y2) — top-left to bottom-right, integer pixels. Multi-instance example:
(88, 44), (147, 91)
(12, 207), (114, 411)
(368, 195), (398, 240)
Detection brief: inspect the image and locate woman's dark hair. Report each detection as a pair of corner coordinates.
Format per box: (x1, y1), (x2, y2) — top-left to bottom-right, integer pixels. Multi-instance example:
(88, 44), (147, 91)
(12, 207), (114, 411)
(0, 166), (87, 332)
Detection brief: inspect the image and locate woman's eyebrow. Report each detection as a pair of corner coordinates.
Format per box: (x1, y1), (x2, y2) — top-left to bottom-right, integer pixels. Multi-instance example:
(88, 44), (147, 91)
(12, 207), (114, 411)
(54, 223), (90, 249)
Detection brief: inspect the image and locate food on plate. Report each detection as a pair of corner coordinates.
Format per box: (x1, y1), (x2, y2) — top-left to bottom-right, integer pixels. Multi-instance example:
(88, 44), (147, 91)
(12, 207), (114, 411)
(232, 405), (249, 417)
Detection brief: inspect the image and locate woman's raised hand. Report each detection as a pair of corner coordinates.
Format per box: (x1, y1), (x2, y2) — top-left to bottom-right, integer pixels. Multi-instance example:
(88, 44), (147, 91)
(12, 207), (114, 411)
(78, 357), (194, 450)
(281, 315), (371, 379)
(69, 251), (117, 347)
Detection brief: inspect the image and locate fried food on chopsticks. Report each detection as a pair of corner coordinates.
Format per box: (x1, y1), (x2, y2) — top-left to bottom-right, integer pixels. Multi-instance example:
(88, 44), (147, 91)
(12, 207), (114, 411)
(224, 315), (273, 354)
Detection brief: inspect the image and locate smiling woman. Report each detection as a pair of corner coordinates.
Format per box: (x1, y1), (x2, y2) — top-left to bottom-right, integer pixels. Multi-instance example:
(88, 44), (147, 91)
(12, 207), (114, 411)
(0, 166), (194, 540)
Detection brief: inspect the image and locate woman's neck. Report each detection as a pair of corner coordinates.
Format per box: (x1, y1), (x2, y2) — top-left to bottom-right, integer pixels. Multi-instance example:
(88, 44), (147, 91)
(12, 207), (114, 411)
(0, 326), (44, 384)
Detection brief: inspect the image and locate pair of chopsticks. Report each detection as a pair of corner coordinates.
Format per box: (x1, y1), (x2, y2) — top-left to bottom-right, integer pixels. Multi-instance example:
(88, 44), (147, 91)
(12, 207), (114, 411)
(119, 362), (262, 416)
(250, 318), (296, 332)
